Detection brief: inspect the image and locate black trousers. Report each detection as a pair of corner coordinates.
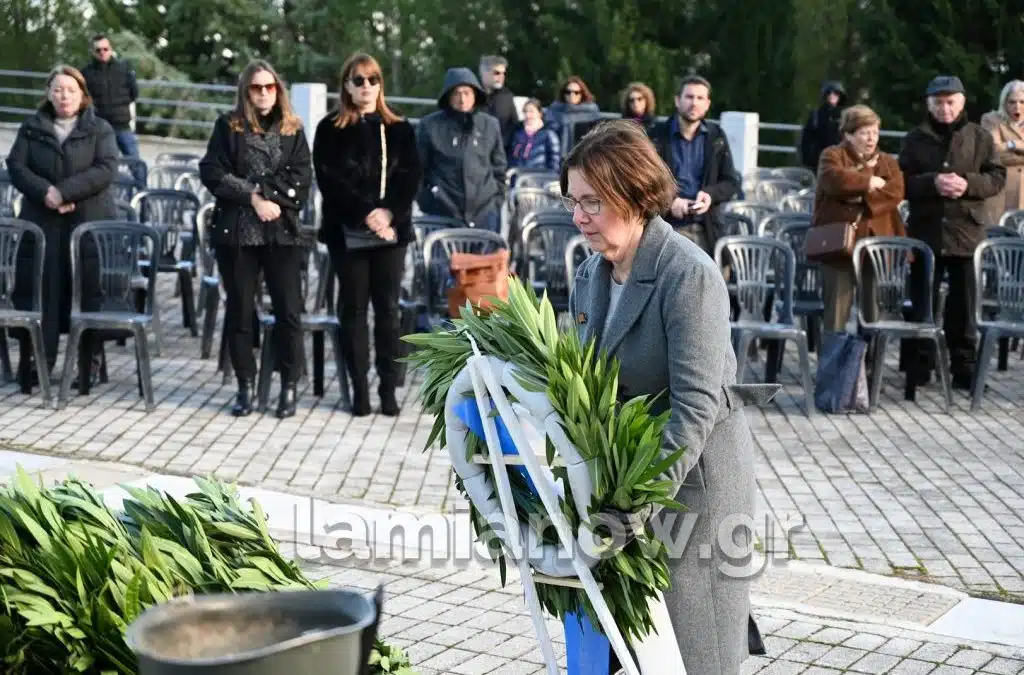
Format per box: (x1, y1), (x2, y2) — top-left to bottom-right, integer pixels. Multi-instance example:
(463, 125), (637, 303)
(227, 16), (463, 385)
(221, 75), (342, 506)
(216, 244), (305, 383)
(909, 253), (977, 374)
(329, 243), (406, 395)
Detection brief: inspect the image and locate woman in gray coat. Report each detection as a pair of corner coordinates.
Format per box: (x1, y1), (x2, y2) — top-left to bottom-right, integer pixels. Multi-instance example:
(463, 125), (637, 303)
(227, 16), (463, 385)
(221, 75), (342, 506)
(564, 120), (778, 674)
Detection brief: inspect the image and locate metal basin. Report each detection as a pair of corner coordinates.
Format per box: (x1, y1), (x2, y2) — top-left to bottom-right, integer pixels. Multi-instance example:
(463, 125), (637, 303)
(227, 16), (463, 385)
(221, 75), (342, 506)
(126, 589), (379, 675)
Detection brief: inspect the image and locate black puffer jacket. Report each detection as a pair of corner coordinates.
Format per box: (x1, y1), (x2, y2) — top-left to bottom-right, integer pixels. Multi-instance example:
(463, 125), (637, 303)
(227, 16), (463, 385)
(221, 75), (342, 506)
(81, 58), (138, 130)
(799, 81), (847, 171)
(415, 68), (507, 227)
(898, 113), (1006, 257)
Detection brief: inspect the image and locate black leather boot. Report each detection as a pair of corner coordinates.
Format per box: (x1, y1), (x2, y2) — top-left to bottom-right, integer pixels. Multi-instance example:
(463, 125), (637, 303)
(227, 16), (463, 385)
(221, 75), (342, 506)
(351, 378), (371, 417)
(380, 388), (400, 417)
(276, 383), (298, 418)
(232, 379), (255, 417)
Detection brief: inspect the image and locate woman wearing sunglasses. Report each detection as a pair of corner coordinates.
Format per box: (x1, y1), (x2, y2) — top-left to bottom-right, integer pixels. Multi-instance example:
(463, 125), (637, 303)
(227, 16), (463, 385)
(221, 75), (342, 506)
(313, 53), (421, 417)
(199, 60), (312, 419)
(544, 75), (600, 153)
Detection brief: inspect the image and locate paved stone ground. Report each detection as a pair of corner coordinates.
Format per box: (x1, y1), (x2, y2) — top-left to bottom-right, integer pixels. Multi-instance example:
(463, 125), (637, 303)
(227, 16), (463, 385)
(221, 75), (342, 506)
(2, 129), (1024, 605)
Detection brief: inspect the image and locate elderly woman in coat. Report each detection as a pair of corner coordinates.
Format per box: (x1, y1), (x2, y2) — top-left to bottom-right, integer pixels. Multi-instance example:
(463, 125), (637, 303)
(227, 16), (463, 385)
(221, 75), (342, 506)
(981, 80), (1024, 226)
(565, 120), (777, 674)
(6, 64), (117, 389)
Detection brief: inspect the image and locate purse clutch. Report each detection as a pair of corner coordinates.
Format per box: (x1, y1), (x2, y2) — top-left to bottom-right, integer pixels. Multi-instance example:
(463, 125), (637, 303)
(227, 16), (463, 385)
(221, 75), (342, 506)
(342, 226), (397, 250)
(804, 218), (859, 263)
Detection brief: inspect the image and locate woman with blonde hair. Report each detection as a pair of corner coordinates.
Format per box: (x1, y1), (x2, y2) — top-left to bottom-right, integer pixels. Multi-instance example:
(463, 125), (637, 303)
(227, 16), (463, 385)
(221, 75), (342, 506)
(813, 103), (905, 333)
(313, 52), (421, 416)
(981, 80), (1024, 224)
(199, 60), (312, 419)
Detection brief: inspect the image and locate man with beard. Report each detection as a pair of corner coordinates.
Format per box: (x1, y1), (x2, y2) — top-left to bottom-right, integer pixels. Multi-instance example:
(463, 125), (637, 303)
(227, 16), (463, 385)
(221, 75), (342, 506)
(479, 55), (518, 153)
(899, 75), (1006, 389)
(650, 74), (741, 254)
(800, 81), (847, 171)
(416, 67), (507, 231)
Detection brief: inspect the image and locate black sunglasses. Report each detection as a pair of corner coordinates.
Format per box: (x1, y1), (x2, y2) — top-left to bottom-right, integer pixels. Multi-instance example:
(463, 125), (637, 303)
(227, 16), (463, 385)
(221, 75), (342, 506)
(350, 74), (381, 87)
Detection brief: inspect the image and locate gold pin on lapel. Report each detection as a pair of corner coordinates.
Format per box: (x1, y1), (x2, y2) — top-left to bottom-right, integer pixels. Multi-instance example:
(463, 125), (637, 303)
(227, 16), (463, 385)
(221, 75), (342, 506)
(577, 312), (588, 325)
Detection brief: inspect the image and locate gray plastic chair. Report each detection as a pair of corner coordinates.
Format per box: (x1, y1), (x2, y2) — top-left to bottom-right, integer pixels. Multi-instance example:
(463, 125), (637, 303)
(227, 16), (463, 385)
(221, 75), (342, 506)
(779, 192), (815, 214)
(777, 221), (824, 354)
(508, 169), (559, 190)
(757, 212), (811, 238)
(0, 218), (51, 404)
(770, 167), (816, 189)
(720, 201), (780, 234)
(970, 239), (1024, 410)
(116, 157), (148, 186)
(195, 203), (221, 360)
(421, 228), (508, 318)
(0, 171), (19, 218)
(852, 237), (953, 411)
(714, 236), (815, 415)
(57, 221), (161, 412)
(154, 152), (201, 167)
(564, 234), (593, 291)
(998, 208), (1024, 237)
(518, 211), (578, 311)
(753, 178), (802, 206)
(504, 187), (562, 251)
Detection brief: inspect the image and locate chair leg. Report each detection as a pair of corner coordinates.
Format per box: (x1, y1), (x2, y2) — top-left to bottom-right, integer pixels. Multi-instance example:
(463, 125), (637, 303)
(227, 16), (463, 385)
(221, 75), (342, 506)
(57, 324), (84, 410)
(77, 331), (93, 397)
(179, 269), (198, 337)
(997, 336), (1009, 372)
(796, 335), (815, 416)
(255, 325), (275, 413)
(200, 283), (219, 359)
(312, 330), (325, 397)
(328, 325), (351, 411)
(933, 332), (954, 412)
(0, 328), (13, 384)
(28, 324), (51, 405)
(868, 333), (888, 410)
(970, 330), (999, 411)
(735, 331), (754, 383)
(134, 324), (155, 412)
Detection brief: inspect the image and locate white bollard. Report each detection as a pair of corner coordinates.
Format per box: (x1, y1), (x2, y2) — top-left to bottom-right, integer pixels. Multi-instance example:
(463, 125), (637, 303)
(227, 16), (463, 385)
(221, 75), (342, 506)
(291, 82), (329, 150)
(720, 111), (760, 177)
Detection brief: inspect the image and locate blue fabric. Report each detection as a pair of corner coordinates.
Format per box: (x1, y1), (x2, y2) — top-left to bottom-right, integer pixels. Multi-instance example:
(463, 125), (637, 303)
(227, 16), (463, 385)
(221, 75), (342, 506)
(814, 332), (869, 413)
(508, 126), (561, 171)
(565, 611), (611, 674)
(669, 117), (706, 199)
(452, 398), (536, 493)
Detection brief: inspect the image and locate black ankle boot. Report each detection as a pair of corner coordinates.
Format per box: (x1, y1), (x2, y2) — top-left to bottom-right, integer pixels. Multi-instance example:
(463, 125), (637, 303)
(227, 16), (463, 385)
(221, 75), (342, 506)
(380, 390), (400, 416)
(351, 380), (371, 417)
(231, 379), (254, 417)
(276, 384), (297, 418)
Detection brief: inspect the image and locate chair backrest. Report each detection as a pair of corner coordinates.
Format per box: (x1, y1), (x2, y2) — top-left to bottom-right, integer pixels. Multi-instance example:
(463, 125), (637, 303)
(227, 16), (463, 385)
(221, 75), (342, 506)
(130, 189), (201, 262)
(713, 235), (795, 325)
(148, 164), (196, 190)
(111, 175), (144, 203)
(154, 152), (201, 167)
(779, 192), (814, 214)
(116, 157), (149, 185)
(997, 209), (1024, 237)
(115, 201), (137, 222)
(0, 171), (21, 218)
(974, 238), (1024, 326)
(512, 171), (560, 190)
(898, 200), (910, 226)
(421, 228), (508, 315)
(564, 234), (593, 292)
(0, 217), (45, 312)
(776, 221), (822, 303)
(518, 214), (578, 307)
(758, 212), (812, 238)
(195, 202), (217, 277)
(718, 212), (754, 237)
(720, 201), (780, 234)
(69, 221), (160, 315)
(172, 170), (213, 205)
(852, 236), (935, 326)
(987, 225), (1021, 239)
(510, 187), (562, 226)
(770, 167), (816, 189)
(753, 178), (802, 205)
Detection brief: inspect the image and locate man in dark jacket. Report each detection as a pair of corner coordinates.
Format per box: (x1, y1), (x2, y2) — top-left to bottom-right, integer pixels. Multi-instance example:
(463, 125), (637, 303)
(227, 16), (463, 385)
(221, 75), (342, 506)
(479, 55), (518, 153)
(799, 80), (847, 171)
(899, 75), (1006, 388)
(650, 74), (741, 254)
(81, 34), (140, 162)
(416, 67), (507, 231)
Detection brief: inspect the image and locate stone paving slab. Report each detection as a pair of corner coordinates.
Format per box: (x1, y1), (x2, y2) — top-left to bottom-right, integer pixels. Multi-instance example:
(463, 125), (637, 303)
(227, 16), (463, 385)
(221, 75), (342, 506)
(3, 129), (1024, 603)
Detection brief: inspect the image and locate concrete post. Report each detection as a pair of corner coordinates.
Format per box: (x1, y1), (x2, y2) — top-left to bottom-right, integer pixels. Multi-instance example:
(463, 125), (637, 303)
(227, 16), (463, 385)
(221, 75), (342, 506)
(719, 111), (760, 178)
(291, 83), (328, 149)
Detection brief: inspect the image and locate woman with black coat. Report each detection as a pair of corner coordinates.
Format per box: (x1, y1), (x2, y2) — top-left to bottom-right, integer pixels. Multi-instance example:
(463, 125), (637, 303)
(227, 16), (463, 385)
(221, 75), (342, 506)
(199, 60), (312, 419)
(6, 64), (117, 386)
(313, 52), (422, 416)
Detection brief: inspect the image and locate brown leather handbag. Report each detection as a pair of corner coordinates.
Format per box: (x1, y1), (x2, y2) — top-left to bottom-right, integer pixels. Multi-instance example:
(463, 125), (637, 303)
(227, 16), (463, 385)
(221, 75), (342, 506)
(446, 249), (511, 317)
(804, 215), (860, 263)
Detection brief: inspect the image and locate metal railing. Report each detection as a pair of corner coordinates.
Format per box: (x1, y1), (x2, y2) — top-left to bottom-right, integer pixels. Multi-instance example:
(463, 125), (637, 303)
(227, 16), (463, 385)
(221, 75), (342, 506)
(1, 68), (911, 155)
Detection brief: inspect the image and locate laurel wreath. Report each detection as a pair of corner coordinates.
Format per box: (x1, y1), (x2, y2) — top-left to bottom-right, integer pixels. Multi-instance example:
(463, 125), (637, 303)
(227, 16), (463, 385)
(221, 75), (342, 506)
(402, 277), (686, 641)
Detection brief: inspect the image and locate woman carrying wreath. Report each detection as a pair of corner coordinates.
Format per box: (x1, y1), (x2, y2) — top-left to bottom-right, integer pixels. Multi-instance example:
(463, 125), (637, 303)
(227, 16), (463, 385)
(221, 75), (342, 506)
(564, 119), (774, 674)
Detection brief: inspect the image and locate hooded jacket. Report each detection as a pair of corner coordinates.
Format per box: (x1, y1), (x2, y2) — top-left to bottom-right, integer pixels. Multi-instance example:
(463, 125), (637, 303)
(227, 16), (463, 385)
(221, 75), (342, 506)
(799, 80), (848, 170)
(415, 67), (507, 226)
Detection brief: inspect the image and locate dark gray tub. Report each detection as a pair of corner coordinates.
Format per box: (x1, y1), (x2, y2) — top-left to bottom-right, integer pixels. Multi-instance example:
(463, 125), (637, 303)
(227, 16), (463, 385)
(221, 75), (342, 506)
(125, 589), (379, 675)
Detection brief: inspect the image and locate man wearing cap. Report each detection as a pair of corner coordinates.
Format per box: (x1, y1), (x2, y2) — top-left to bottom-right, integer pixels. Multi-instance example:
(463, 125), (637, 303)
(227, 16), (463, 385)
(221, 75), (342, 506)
(898, 75), (1006, 389)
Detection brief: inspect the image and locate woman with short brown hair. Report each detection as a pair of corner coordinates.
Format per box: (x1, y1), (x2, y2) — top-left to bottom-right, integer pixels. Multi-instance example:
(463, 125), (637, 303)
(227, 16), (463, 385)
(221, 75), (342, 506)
(7, 64), (117, 388)
(313, 52), (421, 416)
(564, 119), (773, 674)
(813, 103), (905, 333)
(200, 59), (312, 419)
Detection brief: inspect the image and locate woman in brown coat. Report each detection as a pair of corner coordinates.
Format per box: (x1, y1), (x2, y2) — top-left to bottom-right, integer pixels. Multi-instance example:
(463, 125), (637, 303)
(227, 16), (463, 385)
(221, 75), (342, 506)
(813, 104), (905, 332)
(981, 79), (1024, 226)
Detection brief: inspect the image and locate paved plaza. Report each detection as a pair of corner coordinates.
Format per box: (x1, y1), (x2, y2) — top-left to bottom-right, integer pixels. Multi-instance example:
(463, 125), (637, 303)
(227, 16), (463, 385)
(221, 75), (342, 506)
(2, 128), (1024, 672)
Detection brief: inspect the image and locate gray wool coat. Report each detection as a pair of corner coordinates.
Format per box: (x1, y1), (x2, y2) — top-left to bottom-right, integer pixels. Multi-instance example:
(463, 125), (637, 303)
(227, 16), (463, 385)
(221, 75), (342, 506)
(569, 216), (779, 674)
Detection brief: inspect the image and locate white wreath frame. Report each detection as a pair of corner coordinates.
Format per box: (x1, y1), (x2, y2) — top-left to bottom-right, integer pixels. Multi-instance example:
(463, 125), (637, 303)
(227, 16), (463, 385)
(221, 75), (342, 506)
(444, 341), (687, 675)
